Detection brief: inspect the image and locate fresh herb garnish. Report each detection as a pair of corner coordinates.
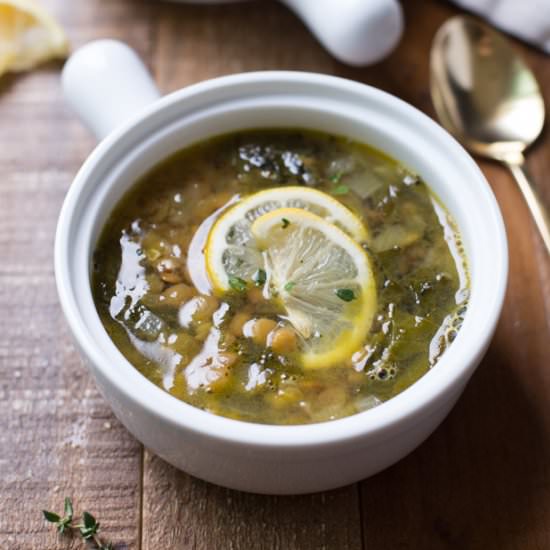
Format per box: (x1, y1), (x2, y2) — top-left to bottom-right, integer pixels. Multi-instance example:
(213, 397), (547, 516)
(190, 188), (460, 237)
(80, 511), (100, 540)
(336, 288), (356, 302)
(43, 498), (114, 549)
(281, 218), (290, 228)
(253, 268), (267, 286)
(64, 496), (74, 519)
(43, 510), (63, 528)
(284, 281), (296, 292)
(331, 184), (349, 196)
(228, 275), (247, 292)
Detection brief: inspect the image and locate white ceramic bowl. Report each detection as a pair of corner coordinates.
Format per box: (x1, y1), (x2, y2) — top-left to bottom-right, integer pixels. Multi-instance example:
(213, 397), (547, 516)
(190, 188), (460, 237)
(56, 40), (508, 494)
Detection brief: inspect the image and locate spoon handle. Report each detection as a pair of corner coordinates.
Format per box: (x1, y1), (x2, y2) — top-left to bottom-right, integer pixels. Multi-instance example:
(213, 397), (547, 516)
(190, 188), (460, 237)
(505, 157), (550, 255)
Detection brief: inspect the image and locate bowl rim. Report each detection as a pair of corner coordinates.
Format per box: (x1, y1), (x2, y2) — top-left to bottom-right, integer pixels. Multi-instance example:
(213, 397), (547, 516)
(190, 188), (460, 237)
(55, 70), (508, 449)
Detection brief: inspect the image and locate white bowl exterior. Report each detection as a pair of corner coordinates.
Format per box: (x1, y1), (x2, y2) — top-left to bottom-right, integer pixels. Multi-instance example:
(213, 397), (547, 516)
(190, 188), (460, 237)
(85, 342), (467, 493)
(56, 72), (507, 494)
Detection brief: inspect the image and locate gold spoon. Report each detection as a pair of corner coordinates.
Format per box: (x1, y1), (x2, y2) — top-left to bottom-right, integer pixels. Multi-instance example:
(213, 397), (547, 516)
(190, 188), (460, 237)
(430, 15), (550, 254)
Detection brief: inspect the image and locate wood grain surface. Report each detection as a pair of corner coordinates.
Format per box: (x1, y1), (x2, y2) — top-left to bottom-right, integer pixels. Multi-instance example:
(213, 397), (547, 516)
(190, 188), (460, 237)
(1, 1), (549, 549)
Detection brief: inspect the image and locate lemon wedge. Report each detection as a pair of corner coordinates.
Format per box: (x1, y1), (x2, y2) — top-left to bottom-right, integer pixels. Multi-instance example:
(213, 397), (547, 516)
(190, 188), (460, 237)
(250, 207), (376, 368)
(0, 0), (69, 77)
(205, 186), (368, 292)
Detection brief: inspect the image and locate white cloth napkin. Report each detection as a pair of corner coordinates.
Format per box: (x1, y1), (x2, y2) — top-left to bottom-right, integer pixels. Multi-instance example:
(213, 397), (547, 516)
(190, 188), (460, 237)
(452, 0), (550, 53)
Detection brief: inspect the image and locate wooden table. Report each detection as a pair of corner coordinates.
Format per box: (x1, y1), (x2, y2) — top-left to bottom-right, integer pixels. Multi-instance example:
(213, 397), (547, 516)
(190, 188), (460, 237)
(1, 1), (549, 548)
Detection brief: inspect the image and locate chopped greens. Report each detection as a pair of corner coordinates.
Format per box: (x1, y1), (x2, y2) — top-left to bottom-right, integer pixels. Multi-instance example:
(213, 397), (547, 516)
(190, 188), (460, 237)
(336, 288), (356, 302)
(331, 184), (349, 195)
(228, 276), (247, 292)
(253, 268), (267, 286)
(284, 281), (296, 292)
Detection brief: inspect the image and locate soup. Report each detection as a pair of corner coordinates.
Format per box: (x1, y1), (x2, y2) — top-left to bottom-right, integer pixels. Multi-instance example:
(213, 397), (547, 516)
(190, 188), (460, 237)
(92, 130), (469, 425)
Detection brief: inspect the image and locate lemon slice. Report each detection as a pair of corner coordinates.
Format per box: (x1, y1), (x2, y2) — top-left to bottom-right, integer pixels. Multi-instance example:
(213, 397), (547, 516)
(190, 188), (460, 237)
(205, 186), (368, 292)
(0, 0), (69, 77)
(250, 208), (376, 368)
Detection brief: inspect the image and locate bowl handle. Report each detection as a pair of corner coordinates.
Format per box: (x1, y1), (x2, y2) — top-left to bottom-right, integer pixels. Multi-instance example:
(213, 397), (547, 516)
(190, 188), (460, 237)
(62, 40), (160, 141)
(280, 0), (403, 66)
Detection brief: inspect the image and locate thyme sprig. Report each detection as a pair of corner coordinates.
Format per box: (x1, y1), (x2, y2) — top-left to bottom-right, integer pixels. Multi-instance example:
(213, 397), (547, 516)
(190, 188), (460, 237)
(43, 498), (114, 549)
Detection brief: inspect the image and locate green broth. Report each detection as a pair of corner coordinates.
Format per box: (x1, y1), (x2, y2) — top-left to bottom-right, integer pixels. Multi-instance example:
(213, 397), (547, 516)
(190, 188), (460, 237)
(92, 129), (469, 424)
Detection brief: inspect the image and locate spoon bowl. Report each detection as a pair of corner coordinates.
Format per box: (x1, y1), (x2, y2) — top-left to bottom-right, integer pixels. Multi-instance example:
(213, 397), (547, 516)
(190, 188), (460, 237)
(431, 16), (550, 253)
